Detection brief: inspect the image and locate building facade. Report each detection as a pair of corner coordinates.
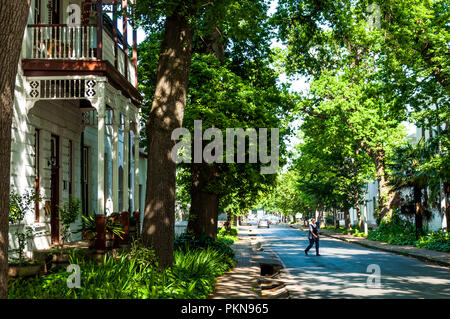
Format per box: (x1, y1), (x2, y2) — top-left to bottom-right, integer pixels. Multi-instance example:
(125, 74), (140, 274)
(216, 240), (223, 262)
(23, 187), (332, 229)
(9, 0), (145, 255)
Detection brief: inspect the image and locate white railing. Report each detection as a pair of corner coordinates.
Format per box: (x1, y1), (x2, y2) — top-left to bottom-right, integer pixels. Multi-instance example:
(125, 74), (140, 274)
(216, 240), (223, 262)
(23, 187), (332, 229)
(27, 24), (96, 59)
(102, 29), (115, 66)
(26, 24), (138, 88)
(127, 57), (136, 87)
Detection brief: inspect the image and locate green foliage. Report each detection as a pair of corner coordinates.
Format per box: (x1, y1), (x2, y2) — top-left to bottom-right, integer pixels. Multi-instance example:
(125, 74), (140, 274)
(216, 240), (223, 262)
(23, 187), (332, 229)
(9, 190), (42, 265)
(368, 214), (420, 245)
(415, 231), (450, 252)
(174, 233), (235, 262)
(78, 215), (96, 239)
(58, 196), (82, 244)
(8, 236), (235, 299)
(217, 226), (238, 242)
(273, 0), (450, 222)
(367, 214), (450, 252)
(323, 225), (367, 238)
(256, 169), (312, 217)
(77, 215), (125, 240)
(9, 190), (40, 224)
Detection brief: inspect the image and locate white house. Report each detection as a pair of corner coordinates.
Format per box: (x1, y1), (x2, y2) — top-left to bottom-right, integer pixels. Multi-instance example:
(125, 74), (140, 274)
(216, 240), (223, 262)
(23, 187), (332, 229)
(9, 0), (145, 255)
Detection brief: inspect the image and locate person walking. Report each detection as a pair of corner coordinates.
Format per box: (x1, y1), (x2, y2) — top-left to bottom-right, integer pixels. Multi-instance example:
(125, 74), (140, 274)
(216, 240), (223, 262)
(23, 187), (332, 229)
(305, 218), (320, 256)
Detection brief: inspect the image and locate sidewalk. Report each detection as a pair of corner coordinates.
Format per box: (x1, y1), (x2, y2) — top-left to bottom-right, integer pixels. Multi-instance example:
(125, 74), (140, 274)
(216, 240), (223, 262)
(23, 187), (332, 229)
(211, 226), (288, 299)
(211, 227), (261, 299)
(289, 224), (450, 267)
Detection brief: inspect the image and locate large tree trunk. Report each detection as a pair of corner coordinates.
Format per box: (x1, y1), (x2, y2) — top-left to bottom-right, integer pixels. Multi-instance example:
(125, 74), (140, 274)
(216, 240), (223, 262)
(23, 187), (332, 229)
(187, 163), (220, 239)
(333, 208), (338, 227)
(413, 186), (423, 237)
(445, 182), (450, 231)
(344, 208), (351, 230)
(224, 212), (232, 232)
(0, 0), (31, 299)
(232, 214), (238, 227)
(141, 12), (193, 269)
(371, 149), (395, 223)
(355, 197), (363, 231)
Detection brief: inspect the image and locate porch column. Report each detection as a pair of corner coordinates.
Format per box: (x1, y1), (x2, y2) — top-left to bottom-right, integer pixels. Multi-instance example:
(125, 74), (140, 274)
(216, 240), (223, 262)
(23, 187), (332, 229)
(112, 103), (119, 212)
(94, 84), (106, 215)
(113, 0), (119, 69)
(97, 0), (103, 59)
(123, 112), (129, 212)
(134, 123), (140, 212)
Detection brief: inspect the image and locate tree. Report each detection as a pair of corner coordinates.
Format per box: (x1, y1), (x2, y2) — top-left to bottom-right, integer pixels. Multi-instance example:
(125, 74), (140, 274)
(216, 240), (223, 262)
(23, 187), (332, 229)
(257, 169), (315, 221)
(388, 140), (435, 237)
(293, 113), (375, 230)
(274, 0), (410, 221)
(0, 0), (31, 299)
(182, 53), (292, 238)
(138, 0), (292, 241)
(374, 0), (449, 229)
(135, 0), (217, 268)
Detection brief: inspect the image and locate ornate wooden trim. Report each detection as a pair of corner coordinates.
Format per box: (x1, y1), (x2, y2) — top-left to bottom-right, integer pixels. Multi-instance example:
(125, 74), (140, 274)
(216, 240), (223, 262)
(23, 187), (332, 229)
(22, 59), (142, 105)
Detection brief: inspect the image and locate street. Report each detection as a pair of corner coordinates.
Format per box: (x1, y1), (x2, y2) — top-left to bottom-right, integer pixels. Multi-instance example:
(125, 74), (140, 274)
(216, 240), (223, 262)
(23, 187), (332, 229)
(254, 224), (450, 298)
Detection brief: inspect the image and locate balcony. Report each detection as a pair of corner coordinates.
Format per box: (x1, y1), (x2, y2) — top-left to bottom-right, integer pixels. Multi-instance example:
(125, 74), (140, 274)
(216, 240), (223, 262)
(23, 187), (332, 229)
(24, 23), (137, 89)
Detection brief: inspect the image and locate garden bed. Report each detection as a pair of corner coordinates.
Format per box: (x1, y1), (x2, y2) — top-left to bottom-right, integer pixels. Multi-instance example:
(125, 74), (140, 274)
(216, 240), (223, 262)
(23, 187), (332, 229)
(8, 232), (236, 299)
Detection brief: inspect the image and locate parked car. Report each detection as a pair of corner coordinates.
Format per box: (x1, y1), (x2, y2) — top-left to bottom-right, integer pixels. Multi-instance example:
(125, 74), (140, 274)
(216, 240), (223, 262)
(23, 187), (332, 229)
(257, 218), (270, 228)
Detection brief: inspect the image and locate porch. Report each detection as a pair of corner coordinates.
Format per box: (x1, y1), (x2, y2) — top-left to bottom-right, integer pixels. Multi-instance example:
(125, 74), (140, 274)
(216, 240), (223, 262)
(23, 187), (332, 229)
(10, 76), (143, 255)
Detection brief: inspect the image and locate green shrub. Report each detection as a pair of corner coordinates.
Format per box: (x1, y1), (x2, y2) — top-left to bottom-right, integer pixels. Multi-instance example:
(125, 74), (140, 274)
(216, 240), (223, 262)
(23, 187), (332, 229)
(415, 230), (450, 252)
(217, 227), (239, 242)
(9, 237), (235, 299)
(174, 233), (235, 261)
(368, 214), (418, 245)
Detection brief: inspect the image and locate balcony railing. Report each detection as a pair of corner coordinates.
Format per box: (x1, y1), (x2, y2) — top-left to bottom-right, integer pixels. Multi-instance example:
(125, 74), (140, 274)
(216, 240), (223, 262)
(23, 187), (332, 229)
(25, 24), (137, 87)
(27, 24), (96, 59)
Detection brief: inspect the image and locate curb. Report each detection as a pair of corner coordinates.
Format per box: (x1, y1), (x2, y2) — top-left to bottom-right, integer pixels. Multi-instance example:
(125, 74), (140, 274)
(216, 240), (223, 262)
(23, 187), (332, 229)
(256, 236), (306, 299)
(288, 224), (450, 268)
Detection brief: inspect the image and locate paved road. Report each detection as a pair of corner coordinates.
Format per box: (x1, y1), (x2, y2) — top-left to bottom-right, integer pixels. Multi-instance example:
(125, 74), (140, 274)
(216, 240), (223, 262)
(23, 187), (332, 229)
(254, 224), (450, 298)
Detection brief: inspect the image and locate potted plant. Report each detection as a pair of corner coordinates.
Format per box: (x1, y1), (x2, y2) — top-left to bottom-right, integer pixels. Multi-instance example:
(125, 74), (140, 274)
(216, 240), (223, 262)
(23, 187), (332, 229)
(106, 216), (125, 248)
(77, 214), (124, 249)
(8, 190), (43, 277)
(51, 196), (82, 264)
(59, 197), (82, 246)
(78, 215), (96, 247)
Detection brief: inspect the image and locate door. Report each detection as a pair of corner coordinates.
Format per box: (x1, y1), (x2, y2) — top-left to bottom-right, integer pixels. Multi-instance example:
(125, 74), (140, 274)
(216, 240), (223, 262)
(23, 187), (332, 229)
(50, 135), (60, 244)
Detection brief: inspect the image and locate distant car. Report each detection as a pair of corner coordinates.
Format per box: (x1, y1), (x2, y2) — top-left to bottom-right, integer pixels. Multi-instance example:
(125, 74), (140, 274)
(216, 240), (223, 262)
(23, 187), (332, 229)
(257, 219), (270, 228)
